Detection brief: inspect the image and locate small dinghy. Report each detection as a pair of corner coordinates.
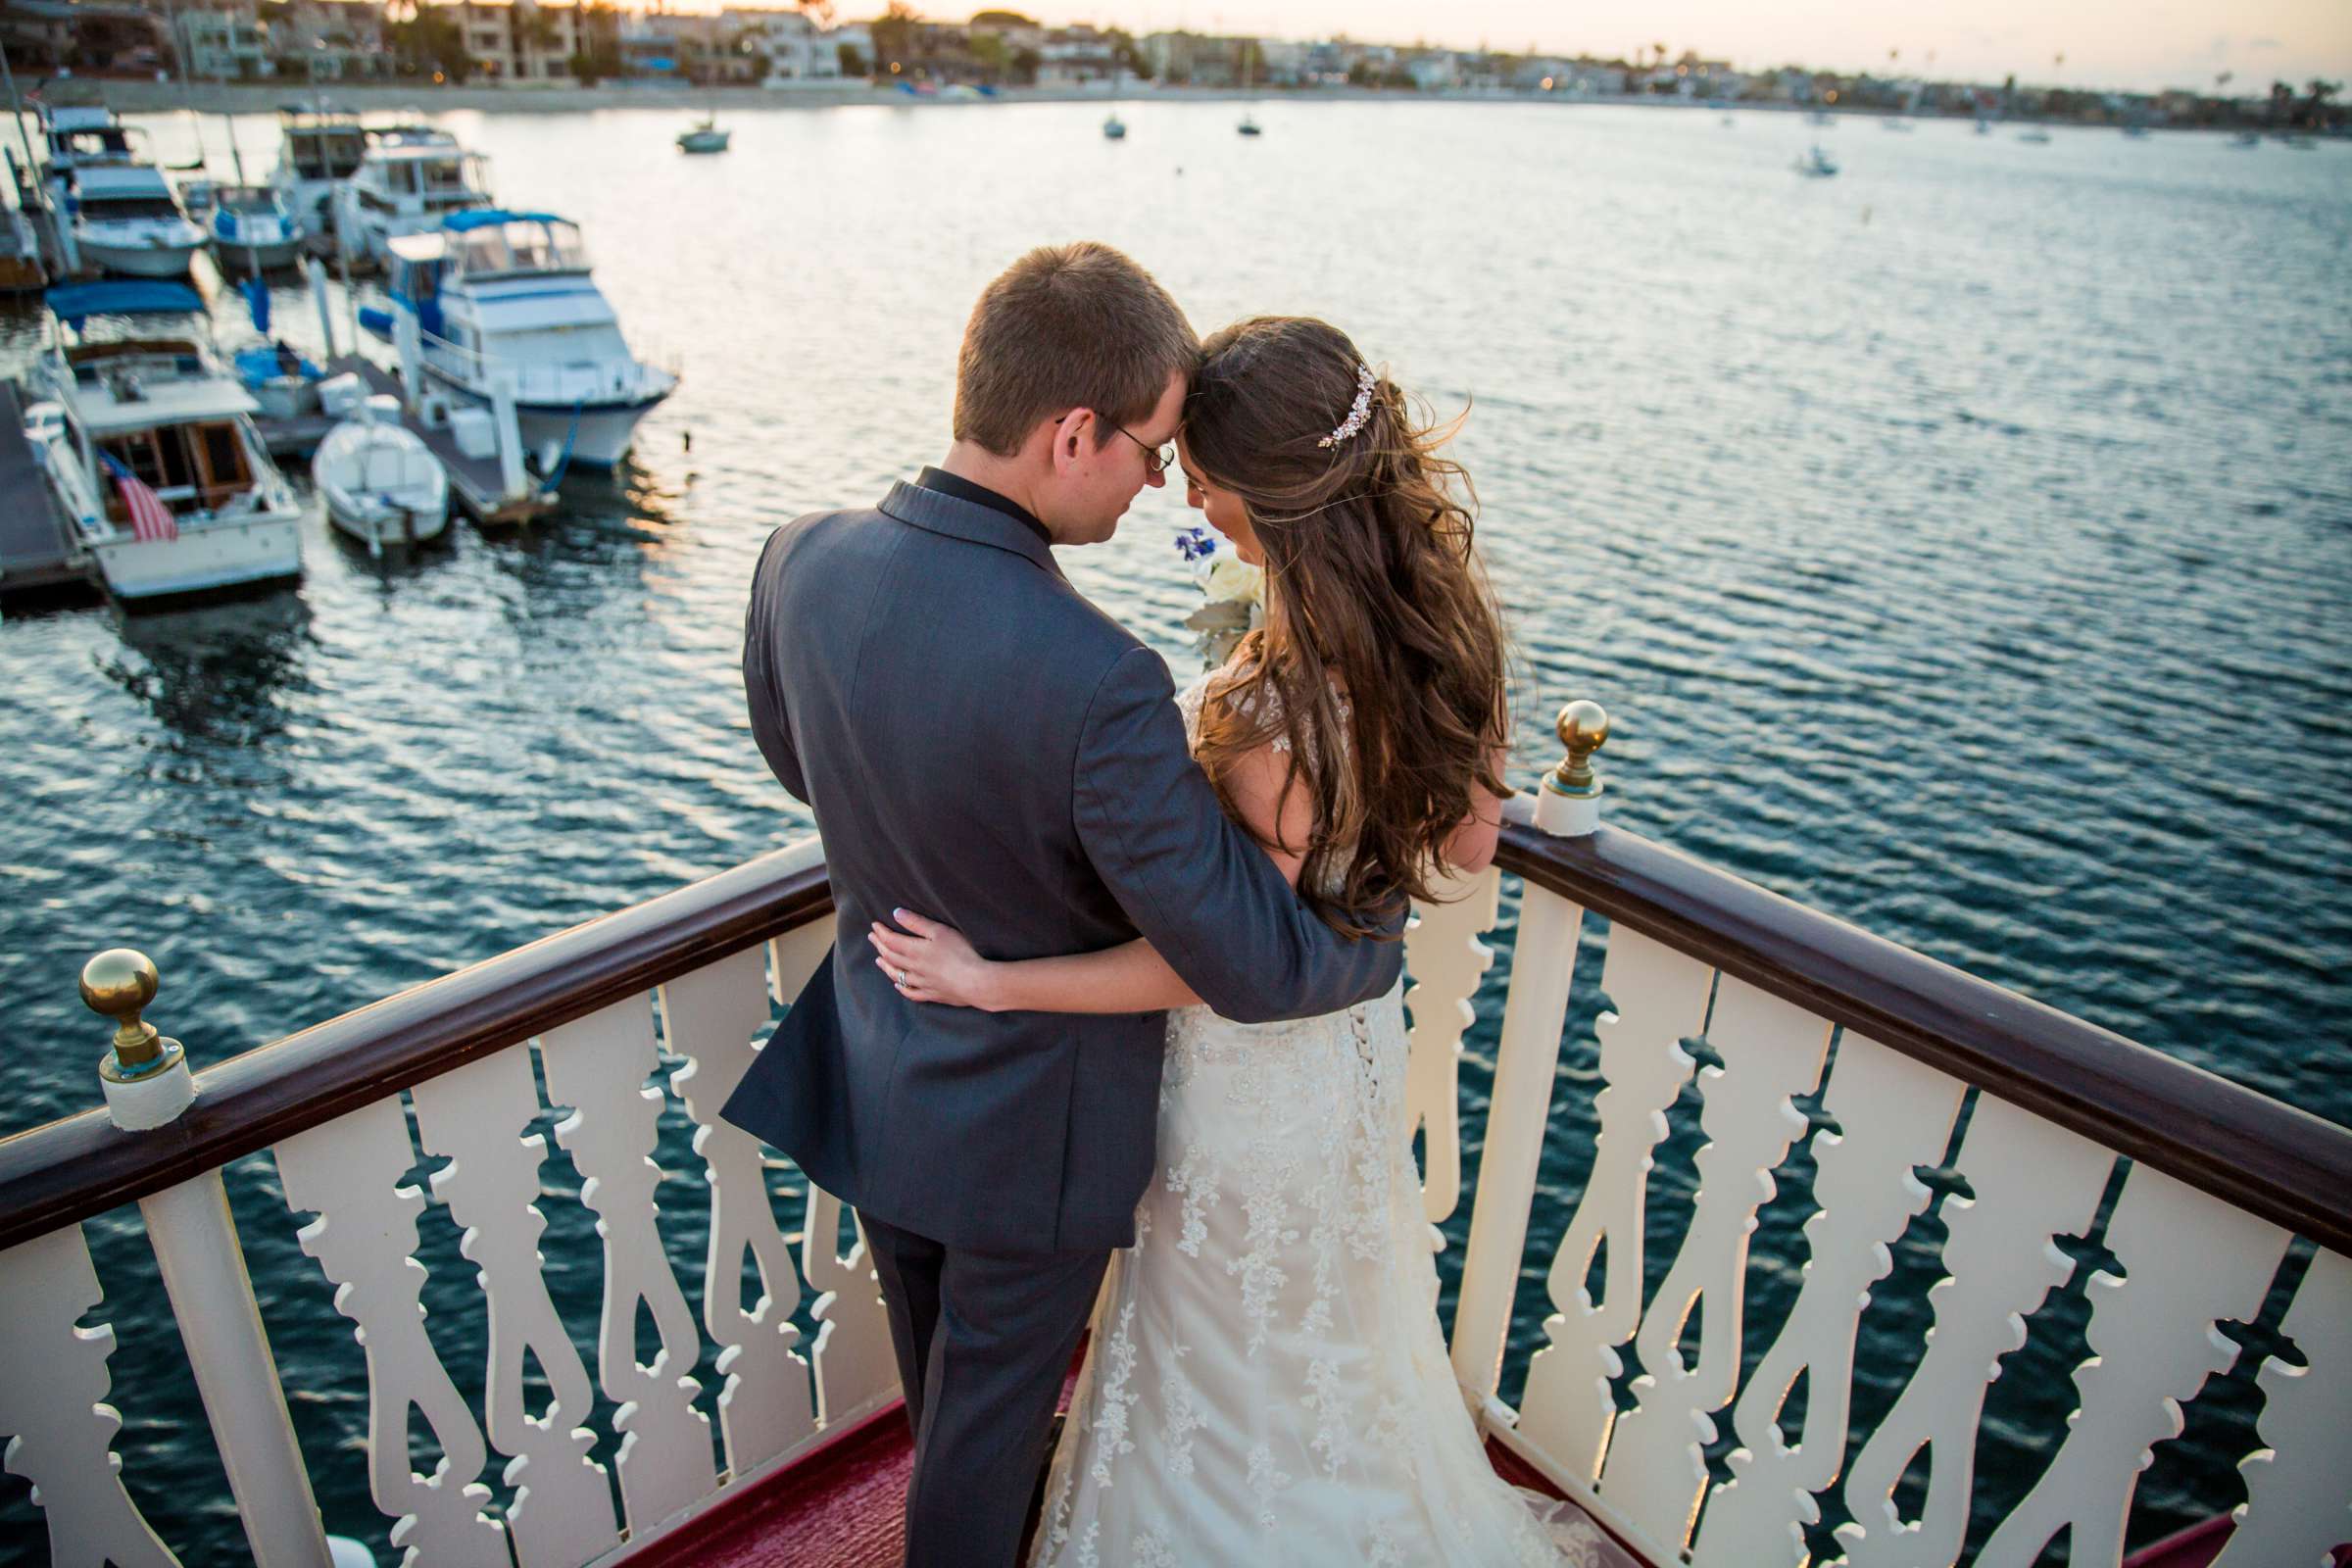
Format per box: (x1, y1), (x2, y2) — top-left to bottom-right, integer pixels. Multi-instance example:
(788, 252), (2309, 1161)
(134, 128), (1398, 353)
(312, 393), (448, 554)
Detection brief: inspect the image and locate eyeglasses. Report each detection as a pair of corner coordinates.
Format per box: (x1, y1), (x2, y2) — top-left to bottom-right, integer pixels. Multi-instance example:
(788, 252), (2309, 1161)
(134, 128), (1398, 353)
(1113, 424), (1177, 477)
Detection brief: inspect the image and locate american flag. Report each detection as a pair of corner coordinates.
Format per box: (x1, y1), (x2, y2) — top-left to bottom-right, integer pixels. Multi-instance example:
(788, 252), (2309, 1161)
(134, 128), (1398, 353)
(97, 451), (177, 543)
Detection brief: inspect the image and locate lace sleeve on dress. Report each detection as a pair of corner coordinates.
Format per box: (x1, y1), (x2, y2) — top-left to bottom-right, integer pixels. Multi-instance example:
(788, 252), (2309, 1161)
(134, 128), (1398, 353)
(1212, 674), (1350, 760)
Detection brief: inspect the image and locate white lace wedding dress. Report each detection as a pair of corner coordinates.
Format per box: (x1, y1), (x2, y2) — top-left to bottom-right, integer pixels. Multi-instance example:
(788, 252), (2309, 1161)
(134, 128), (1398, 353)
(1028, 672), (1630, 1568)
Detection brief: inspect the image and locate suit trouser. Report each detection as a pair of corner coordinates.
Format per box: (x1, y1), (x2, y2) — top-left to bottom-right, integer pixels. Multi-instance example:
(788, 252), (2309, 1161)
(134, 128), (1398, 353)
(862, 1214), (1110, 1568)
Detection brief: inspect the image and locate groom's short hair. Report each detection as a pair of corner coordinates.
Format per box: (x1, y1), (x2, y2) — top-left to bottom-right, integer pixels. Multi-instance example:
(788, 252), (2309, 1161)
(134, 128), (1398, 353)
(955, 242), (1198, 458)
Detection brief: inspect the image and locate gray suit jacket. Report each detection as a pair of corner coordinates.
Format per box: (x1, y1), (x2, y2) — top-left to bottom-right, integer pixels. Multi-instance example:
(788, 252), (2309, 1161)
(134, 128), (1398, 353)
(718, 479), (1403, 1253)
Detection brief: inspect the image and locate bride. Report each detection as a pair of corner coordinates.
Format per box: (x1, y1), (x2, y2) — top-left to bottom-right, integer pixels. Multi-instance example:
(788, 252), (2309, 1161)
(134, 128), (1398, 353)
(869, 317), (1632, 1567)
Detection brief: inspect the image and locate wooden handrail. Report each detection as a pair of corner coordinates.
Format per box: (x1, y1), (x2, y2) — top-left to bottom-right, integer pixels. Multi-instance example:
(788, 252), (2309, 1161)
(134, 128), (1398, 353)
(0, 841), (831, 1252)
(1493, 819), (2352, 1259)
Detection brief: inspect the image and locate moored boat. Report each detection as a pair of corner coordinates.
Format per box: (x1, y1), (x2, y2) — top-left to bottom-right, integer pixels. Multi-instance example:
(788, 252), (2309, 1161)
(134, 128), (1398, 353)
(312, 392), (448, 553)
(372, 209), (678, 470)
(269, 101), (368, 240)
(65, 165), (207, 279)
(330, 126), (494, 269)
(1793, 144), (1839, 177)
(22, 281), (303, 607)
(201, 183), (308, 271)
(677, 115), (731, 154)
(1102, 112), (1127, 140)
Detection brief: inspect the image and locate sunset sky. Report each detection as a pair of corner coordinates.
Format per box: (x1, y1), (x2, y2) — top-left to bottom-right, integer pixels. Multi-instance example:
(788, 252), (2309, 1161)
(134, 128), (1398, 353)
(792, 0), (2352, 95)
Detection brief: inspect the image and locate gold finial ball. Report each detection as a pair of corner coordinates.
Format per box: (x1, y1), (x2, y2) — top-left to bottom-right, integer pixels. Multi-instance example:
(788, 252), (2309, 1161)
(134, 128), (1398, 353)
(80, 949), (159, 1022)
(1557, 700), (1610, 757)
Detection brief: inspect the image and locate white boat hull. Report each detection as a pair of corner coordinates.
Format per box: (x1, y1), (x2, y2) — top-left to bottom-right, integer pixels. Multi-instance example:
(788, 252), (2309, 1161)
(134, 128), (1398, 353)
(324, 492), (448, 549)
(433, 375), (671, 468)
(213, 234), (307, 270)
(515, 399), (663, 468)
(79, 237), (204, 278)
(89, 514), (303, 603)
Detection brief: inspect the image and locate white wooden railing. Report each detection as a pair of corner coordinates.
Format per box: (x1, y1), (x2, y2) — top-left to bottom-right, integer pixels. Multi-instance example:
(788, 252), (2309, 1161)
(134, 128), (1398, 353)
(0, 706), (2345, 1567)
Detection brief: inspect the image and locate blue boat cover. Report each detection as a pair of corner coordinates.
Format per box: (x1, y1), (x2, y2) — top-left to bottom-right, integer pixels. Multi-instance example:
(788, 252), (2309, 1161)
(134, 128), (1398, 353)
(45, 280), (206, 324)
(442, 208), (567, 232)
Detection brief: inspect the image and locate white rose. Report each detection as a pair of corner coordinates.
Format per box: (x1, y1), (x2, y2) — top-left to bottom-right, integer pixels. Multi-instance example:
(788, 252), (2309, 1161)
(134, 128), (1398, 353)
(1202, 556), (1264, 606)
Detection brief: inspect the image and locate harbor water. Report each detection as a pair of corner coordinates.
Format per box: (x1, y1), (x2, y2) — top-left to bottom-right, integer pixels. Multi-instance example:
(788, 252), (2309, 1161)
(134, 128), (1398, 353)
(2, 100), (2347, 1563)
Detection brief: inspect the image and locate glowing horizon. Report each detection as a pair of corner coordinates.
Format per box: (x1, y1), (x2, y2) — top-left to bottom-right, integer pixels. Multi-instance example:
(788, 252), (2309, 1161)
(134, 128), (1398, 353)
(651, 0), (2352, 96)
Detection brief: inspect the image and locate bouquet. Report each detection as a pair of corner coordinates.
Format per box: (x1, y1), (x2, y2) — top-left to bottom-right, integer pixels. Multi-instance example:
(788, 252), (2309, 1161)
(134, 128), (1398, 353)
(1175, 525), (1263, 668)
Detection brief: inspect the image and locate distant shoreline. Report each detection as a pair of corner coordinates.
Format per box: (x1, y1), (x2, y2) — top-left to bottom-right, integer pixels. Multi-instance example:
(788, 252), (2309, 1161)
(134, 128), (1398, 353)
(23, 77), (2289, 133)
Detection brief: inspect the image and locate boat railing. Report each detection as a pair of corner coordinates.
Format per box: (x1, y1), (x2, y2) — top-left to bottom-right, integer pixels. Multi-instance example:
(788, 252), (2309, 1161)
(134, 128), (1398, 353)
(0, 701), (2344, 1567)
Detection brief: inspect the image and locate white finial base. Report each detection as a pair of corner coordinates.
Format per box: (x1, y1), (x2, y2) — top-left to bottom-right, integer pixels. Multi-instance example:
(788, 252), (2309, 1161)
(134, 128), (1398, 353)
(100, 1051), (195, 1131)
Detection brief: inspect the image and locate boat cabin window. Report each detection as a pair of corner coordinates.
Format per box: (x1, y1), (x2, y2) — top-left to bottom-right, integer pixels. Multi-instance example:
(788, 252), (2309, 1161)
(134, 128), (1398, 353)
(291, 130), (365, 179)
(52, 128), (130, 161)
(455, 220), (588, 276)
(97, 422), (253, 519)
(219, 187), (277, 215)
(80, 196), (183, 221)
(421, 159), (471, 193)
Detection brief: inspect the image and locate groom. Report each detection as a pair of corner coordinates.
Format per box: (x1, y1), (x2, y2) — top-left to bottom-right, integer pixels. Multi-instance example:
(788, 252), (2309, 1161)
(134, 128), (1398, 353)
(719, 242), (1403, 1567)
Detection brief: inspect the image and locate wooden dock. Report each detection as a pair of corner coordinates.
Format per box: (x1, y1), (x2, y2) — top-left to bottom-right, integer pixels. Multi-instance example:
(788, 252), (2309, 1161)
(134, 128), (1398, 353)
(0, 381), (102, 605)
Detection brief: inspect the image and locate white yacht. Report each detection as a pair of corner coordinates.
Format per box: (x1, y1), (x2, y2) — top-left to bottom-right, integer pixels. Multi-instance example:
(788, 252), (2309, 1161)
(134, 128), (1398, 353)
(66, 165), (207, 279)
(201, 184), (306, 271)
(24, 281), (303, 606)
(268, 103), (368, 238)
(330, 127), (493, 269)
(375, 210), (677, 469)
(31, 100), (205, 278)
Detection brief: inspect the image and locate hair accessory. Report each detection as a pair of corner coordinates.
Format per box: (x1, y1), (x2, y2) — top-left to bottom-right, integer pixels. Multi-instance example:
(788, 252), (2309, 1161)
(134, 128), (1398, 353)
(1317, 364), (1378, 449)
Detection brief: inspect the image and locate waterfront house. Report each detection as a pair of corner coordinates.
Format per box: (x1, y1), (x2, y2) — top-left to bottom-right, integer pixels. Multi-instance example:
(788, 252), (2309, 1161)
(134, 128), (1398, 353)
(271, 0), (397, 82)
(173, 5), (278, 81)
(722, 9), (848, 84)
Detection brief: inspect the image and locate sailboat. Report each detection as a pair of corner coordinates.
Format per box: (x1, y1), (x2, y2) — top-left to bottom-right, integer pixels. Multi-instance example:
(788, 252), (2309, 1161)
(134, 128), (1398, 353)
(1238, 38), (1263, 135)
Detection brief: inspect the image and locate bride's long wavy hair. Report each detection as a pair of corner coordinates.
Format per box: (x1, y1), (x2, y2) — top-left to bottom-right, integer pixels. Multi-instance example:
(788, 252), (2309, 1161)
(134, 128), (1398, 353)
(1184, 317), (1510, 938)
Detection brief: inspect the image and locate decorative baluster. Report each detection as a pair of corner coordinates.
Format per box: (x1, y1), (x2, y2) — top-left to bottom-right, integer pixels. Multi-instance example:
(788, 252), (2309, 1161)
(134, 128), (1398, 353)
(536, 999), (718, 1534)
(802, 1185), (899, 1427)
(1402, 862), (1501, 1246)
(1451, 703), (1610, 1408)
(0, 1226), (181, 1568)
(410, 1050), (620, 1568)
(1513, 929), (1711, 1483)
(276, 1097), (511, 1566)
(1600, 978), (1833, 1547)
(1832, 1097), (2115, 1568)
(1690, 1035), (1968, 1568)
(761, 920), (897, 1428)
(2211, 1248), (2352, 1568)
(1974, 1165), (2290, 1568)
(659, 945), (816, 1475)
(74, 950), (338, 1568)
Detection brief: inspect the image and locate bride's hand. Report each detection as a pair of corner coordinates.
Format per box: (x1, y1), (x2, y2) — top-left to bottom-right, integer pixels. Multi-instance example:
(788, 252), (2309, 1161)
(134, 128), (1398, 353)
(868, 908), (1004, 1010)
